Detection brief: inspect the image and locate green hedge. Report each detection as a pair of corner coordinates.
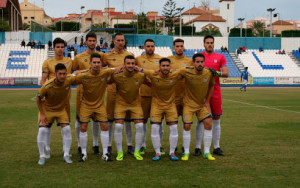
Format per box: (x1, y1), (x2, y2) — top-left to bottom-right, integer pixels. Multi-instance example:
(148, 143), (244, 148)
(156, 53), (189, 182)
(229, 28), (254, 37)
(281, 30), (300, 37)
(174, 26), (196, 36)
(55, 21), (80, 31)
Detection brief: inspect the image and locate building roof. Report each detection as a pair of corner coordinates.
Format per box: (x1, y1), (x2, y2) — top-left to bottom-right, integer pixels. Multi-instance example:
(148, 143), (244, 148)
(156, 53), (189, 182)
(111, 14), (137, 20)
(182, 7), (207, 15)
(0, 0), (7, 8)
(272, 20), (293, 26)
(219, 0), (235, 2)
(184, 13), (226, 25)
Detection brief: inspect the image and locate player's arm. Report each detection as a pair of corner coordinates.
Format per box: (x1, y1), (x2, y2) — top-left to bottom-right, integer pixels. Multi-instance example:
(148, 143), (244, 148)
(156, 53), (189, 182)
(220, 55), (229, 78)
(203, 76), (215, 112)
(71, 57), (79, 73)
(41, 61), (49, 85)
(36, 88), (47, 124)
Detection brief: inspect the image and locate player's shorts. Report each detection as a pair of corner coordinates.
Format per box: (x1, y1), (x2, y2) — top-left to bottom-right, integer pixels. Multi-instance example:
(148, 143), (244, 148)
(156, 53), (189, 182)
(114, 102), (144, 121)
(106, 90), (117, 121)
(183, 105), (211, 124)
(141, 96), (152, 120)
(150, 103), (178, 125)
(175, 96), (184, 116)
(66, 89), (71, 120)
(210, 86), (223, 116)
(244, 80), (248, 86)
(76, 84), (84, 119)
(79, 104), (108, 123)
(38, 109), (69, 127)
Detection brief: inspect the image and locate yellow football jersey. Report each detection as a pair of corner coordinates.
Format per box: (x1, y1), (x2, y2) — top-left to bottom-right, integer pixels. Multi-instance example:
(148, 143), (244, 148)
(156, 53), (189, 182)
(72, 51), (104, 71)
(111, 70), (145, 105)
(168, 55), (193, 99)
(179, 67), (215, 107)
(74, 68), (114, 108)
(144, 70), (181, 106)
(42, 57), (72, 80)
(37, 75), (75, 112)
(136, 54), (161, 97)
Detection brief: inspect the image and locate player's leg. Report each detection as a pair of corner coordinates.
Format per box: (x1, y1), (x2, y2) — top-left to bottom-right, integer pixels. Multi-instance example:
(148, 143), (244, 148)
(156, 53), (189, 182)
(197, 108), (215, 161)
(114, 104), (127, 161)
(130, 105), (145, 160)
(194, 121), (204, 156)
(166, 104), (179, 161)
(125, 111), (133, 155)
(75, 86), (82, 155)
(175, 101), (184, 154)
(149, 103), (163, 160)
(210, 95), (224, 156)
(181, 106), (194, 161)
(38, 111), (52, 159)
(244, 80), (248, 92)
(92, 121), (100, 155)
(58, 110), (73, 163)
(140, 96), (151, 154)
(78, 106), (92, 162)
(37, 126), (48, 165)
(106, 90), (116, 155)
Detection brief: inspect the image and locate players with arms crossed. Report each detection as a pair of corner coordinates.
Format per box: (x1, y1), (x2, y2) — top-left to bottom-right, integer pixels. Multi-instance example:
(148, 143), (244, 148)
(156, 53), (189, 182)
(102, 33), (134, 155)
(139, 58), (181, 161)
(179, 53), (216, 161)
(135, 39), (163, 155)
(198, 35), (228, 156)
(110, 55), (147, 161)
(40, 38), (72, 158)
(72, 32), (104, 156)
(74, 53), (116, 162)
(37, 63), (74, 165)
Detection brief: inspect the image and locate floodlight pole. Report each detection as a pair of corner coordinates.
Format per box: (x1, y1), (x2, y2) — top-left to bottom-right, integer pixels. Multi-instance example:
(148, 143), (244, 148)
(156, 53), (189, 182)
(267, 8), (276, 37)
(80, 6), (85, 31)
(176, 8), (184, 37)
(238, 18), (245, 37)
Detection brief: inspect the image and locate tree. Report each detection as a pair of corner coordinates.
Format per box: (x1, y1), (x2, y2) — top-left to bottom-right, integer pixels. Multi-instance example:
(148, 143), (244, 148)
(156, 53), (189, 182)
(137, 12), (150, 30)
(252, 21), (265, 37)
(0, 19), (11, 31)
(162, 0), (180, 34)
(201, 0), (211, 9)
(22, 23), (30, 30)
(198, 26), (222, 36)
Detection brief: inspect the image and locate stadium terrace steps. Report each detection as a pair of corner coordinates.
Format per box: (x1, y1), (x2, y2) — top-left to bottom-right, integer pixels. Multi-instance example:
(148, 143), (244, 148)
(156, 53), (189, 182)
(48, 50), (54, 59)
(290, 51), (300, 67)
(238, 50), (300, 77)
(127, 47), (173, 57)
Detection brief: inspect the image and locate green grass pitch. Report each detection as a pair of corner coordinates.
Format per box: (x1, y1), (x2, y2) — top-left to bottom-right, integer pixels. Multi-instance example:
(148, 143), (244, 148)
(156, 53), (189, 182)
(0, 88), (299, 187)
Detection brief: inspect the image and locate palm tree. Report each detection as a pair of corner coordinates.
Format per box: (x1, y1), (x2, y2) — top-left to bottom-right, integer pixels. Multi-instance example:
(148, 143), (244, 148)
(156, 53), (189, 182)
(200, 26), (222, 36)
(252, 21), (265, 37)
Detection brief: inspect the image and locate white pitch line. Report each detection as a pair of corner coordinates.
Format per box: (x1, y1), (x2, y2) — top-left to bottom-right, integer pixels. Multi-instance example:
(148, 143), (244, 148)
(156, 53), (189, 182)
(223, 99), (300, 114)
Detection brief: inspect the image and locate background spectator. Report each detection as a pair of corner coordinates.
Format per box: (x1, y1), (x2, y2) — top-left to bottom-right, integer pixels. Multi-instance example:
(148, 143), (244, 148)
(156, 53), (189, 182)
(48, 40), (52, 50)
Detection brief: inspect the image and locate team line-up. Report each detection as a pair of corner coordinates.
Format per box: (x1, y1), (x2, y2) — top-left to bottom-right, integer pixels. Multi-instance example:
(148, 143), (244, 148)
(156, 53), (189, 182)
(36, 32), (229, 165)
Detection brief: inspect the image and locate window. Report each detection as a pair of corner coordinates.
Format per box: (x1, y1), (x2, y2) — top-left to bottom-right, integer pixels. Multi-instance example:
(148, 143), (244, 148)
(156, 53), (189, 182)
(94, 18), (98, 23)
(227, 4), (230, 10)
(45, 21), (48, 23)
(24, 4), (28, 7)
(227, 27), (229, 33)
(31, 17), (35, 20)
(24, 17), (28, 20)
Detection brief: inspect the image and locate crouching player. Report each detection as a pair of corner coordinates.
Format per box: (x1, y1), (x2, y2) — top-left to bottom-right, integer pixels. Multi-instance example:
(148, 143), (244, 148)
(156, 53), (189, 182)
(140, 58), (181, 161)
(36, 63), (74, 165)
(179, 53), (216, 161)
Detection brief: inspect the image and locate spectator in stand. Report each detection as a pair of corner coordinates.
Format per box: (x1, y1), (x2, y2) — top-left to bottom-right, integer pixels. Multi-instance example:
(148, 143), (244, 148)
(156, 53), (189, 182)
(221, 46), (224, 52)
(282, 49), (286, 54)
(110, 40), (115, 49)
(298, 47), (300, 53)
(74, 36), (77, 44)
(103, 43), (107, 49)
(32, 41), (36, 48)
(27, 41), (32, 47)
(104, 42), (108, 48)
(74, 49), (78, 56)
(276, 50), (282, 54)
(259, 46), (264, 52)
(224, 46), (228, 52)
(21, 40), (26, 47)
(96, 44), (101, 51)
(8, 53), (12, 61)
(48, 40), (52, 50)
(67, 45), (71, 51)
(70, 45), (75, 51)
(80, 41), (84, 48)
(242, 46), (246, 52)
(81, 36), (84, 44)
(100, 37), (104, 47)
(237, 48), (241, 55)
(38, 41), (42, 49)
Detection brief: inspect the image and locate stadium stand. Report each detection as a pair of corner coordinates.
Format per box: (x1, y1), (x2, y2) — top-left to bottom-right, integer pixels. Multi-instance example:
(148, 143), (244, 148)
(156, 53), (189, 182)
(238, 50), (300, 77)
(292, 50), (300, 61)
(0, 44), (47, 79)
(184, 49), (241, 77)
(127, 46), (173, 57)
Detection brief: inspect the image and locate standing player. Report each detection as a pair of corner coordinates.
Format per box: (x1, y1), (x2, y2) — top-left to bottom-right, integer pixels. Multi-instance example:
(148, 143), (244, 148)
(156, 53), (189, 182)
(72, 32), (104, 156)
(198, 35), (228, 156)
(240, 67), (248, 92)
(41, 38), (72, 157)
(110, 55), (146, 161)
(74, 53), (115, 162)
(103, 33), (135, 155)
(141, 58), (181, 161)
(36, 63), (73, 165)
(136, 39), (162, 155)
(179, 53), (216, 161)
(168, 38), (193, 154)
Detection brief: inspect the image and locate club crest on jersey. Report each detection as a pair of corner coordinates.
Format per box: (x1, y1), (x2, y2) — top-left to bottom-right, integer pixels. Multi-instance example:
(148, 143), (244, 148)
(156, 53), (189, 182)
(66, 87), (69, 90)
(203, 79), (207, 83)
(143, 61), (146, 64)
(170, 80), (173, 83)
(85, 59), (88, 62)
(113, 58), (116, 61)
(66, 63), (69, 67)
(156, 79), (159, 82)
(135, 81), (139, 85)
(184, 63), (186, 67)
(214, 59), (218, 63)
(155, 61), (159, 65)
(101, 78), (105, 82)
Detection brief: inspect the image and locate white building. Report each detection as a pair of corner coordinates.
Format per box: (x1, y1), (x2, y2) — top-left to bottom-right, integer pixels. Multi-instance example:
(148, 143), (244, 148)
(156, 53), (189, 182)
(110, 14), (137, 28)
(182, 0), (235, 36)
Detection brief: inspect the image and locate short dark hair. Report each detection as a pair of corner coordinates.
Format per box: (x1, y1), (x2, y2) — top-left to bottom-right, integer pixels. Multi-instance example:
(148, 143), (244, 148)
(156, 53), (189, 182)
(115, 33), (124, 38)
(144, 39), (155, 45)
(192, 53), (205, 62)
(124, 55), (135, 62)
(53, 38), (65, 48)
(204, 35), (214, 43)
(90, 53), (101, 61)
(86, 31), (97, 41)
(173, 38), (184, 46)
(55, 63), (67, 72)
(159, 58), (171, 65)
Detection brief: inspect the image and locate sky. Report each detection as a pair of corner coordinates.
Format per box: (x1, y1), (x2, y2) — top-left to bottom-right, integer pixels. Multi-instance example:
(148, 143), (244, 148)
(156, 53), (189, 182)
(21, 0), (300, 25)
